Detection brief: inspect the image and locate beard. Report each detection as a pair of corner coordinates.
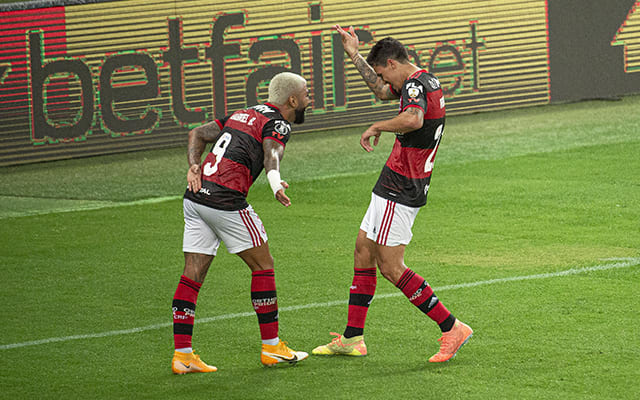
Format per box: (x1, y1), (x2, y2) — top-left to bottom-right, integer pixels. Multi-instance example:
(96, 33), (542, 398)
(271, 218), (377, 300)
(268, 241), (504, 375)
(293, 107), (306, 124)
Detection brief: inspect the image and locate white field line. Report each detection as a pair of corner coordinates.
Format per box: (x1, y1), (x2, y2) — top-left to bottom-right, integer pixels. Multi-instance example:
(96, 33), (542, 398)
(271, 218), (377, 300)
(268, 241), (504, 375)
(0, 196), (182, 219)
(1, 258), (638, 351)
(2, 171), (383, 219)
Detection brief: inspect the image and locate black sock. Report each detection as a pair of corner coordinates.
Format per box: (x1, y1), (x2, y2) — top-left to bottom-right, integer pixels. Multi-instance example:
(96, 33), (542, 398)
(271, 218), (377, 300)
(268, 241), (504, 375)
(439, 314), (456, 332)
(343, 326), (364, 338)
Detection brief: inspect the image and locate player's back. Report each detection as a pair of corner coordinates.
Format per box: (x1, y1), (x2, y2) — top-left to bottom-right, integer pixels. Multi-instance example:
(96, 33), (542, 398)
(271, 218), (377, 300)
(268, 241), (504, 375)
(185, 103), (291, 211)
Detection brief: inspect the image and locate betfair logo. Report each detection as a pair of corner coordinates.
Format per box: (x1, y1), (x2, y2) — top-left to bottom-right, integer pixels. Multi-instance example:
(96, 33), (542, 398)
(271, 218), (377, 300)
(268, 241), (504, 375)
(611, 1), (640, 73)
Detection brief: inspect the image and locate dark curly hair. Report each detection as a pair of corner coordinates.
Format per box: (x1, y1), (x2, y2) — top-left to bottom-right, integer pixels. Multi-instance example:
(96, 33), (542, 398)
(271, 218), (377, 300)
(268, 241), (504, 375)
(366, 37), (409, 67)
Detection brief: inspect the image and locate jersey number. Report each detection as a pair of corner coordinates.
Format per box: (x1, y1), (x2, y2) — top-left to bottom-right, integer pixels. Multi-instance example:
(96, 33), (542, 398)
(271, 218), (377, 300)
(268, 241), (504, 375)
(204, 132), (232, 176)
(424, 124), (444, 174)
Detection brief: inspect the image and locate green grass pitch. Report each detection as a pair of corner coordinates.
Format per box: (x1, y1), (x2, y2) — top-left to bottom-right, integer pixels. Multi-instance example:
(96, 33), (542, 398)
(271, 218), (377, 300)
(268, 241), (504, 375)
(1, 96), (639, 399)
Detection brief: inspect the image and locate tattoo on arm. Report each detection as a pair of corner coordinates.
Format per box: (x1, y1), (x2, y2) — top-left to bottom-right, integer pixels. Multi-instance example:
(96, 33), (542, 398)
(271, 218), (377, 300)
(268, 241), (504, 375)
(353, 55), (378, 85)
(351, 53), (393, 100)
(198, 121), (221, 142)
(405, 107), (423, 116)
(394, 107), (424, 134)
(187, 121), (221, 166)
(187, 143), (203, 167)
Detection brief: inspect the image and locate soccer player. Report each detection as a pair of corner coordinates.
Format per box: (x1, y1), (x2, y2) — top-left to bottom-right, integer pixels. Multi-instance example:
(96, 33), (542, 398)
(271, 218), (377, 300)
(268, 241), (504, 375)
(171, 72), (311, 373)
(312, 26), (473, 363)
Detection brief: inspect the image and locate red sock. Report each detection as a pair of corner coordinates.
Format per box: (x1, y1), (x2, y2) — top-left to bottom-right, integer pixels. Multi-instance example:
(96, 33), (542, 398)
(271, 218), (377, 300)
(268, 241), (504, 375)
(395, 268), (451, 325)
(344, 267), (377, 338)
(172, 275), (202, 350)
(251, 269), (278, 341)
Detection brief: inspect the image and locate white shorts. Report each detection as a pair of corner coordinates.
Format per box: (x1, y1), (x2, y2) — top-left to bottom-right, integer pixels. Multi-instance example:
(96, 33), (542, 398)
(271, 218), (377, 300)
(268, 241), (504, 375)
(182, 198), (268, 255)
(360, 193), (420, 247)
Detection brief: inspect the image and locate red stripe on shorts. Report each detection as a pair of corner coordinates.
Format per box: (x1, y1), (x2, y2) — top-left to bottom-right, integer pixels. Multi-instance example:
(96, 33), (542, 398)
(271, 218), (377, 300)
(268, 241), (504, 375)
(245, 210), (264, 247)
(376, 201), (390, 245)
(382, 200), (396, 246)
(387, 202), (397, 244)
(377, 200), (395, 246)
(239, 209), (259, 247)
(375, 201), (389, 244)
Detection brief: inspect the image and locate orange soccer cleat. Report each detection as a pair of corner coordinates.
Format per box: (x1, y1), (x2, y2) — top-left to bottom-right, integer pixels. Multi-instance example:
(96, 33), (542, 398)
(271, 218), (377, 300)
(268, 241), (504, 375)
(261, 340), (309, 366)
(312, 332), (368, 357)
(172, 351), (218, 374)
(428, 320), (473, 363)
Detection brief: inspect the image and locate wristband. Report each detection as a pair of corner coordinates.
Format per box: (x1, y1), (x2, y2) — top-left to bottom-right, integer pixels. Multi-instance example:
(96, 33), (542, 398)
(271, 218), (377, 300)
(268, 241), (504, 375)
(266, 169), (284, 195)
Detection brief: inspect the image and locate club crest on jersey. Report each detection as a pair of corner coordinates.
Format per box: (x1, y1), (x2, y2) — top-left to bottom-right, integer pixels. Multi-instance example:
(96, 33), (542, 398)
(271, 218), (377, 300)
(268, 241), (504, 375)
(405, 81), (423, 98)
(274, 120), (291, 137)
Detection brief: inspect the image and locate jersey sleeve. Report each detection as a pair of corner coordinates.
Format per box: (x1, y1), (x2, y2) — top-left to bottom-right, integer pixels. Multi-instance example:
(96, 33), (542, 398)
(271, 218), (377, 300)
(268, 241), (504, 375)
(214, 114), (231, 129)
(400, 79), (428, 113)
(262, 118), (292, 147)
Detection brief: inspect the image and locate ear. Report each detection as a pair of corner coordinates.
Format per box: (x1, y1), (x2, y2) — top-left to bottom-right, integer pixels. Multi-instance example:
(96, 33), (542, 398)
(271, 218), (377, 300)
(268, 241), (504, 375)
(288, 94), (298, 108)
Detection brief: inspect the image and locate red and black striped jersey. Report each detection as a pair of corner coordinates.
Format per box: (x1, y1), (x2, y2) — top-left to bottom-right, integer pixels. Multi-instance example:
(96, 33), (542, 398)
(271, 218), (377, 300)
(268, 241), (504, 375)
(373, 70), (446, 207)
(184, 103), (291, 211)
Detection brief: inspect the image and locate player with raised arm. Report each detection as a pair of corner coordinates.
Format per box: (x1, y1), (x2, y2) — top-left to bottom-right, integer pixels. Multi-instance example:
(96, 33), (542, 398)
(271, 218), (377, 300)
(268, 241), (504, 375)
(312, 26), (472, 363)
(171, 72), (311, 373)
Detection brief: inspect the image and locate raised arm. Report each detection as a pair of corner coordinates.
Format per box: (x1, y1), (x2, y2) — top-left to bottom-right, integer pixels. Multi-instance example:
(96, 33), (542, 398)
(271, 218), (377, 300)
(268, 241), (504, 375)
(263, 138), (291, 207)
(335, 24), (397, 100)
(186, 120), (221, 193)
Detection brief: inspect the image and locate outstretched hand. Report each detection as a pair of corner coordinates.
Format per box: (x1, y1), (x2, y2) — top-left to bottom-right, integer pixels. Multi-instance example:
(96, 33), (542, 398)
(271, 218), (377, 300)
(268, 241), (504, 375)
(334, 24), (359, 58)
(275, 181), (291, 207)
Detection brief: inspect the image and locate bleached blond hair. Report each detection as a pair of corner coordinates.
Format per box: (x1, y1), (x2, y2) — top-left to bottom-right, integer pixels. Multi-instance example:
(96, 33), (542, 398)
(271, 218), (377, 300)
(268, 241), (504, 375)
(268, 72), (306, 105)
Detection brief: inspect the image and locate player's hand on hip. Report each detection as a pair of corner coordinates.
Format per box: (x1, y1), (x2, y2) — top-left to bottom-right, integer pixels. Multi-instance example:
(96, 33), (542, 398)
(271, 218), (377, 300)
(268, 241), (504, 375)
(187, 164), (202, 193)
(275, 181), (291, 207)
(334, 24), (359, 57)
(360, 127), (381, 152)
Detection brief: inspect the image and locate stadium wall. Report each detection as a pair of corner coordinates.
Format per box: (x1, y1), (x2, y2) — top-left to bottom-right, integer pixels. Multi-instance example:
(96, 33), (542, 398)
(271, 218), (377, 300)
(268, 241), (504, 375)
(0, 0), (638, 166)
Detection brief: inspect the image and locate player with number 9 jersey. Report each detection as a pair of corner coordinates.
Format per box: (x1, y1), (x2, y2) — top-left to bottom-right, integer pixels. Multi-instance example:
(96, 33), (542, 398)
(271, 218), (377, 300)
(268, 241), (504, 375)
(172, 72), (311, 374)
(184, 103), (292, 211)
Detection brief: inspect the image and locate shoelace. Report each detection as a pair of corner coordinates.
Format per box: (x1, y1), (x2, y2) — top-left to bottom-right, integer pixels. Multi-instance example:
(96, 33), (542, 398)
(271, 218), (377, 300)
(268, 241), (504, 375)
(329, 332), (345, 347)
(436, 334), (457, 353)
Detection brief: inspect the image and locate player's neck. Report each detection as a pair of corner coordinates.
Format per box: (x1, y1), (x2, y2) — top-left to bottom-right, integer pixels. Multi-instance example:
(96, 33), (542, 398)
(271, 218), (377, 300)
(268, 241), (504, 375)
(401, 63), (421, 81)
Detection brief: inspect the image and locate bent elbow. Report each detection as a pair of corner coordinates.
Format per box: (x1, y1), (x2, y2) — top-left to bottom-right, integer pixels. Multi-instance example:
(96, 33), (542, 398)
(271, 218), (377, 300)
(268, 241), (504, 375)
(410, 118), (423, 131)
(188, 127), (200, 141)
